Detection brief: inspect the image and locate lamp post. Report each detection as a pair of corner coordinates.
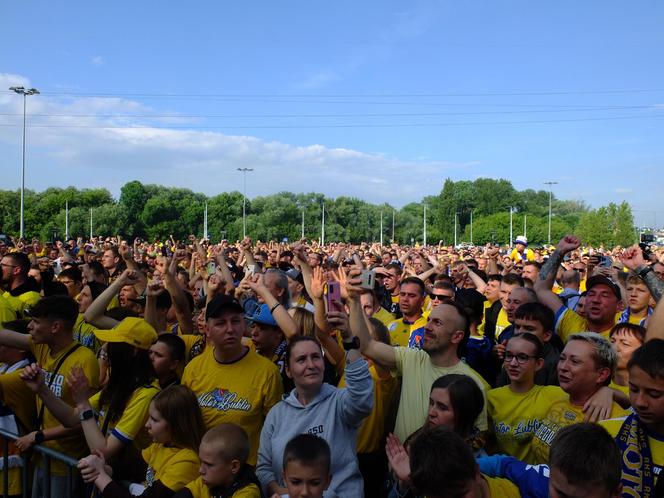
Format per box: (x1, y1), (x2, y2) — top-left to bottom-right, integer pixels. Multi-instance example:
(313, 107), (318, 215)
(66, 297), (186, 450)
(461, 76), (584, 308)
(508, 206), (514, 248)
(423, 204), (427, 247)
(237, 168), (253, 238)
(9, 86), (40, 238)
(454, 212), (458, 248)
(544, 181), (558, 244)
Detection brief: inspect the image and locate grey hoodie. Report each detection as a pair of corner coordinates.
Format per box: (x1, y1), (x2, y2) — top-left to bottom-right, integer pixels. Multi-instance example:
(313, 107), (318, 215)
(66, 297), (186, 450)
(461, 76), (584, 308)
(256, 356), (374, 498)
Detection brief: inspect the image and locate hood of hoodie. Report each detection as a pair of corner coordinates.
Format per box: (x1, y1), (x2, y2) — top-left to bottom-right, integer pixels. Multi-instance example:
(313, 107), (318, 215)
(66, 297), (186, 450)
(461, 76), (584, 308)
(282, 382), (337, 409)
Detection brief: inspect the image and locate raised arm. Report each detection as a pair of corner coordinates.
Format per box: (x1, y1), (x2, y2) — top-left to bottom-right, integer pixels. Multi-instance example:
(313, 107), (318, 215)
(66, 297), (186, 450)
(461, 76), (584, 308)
(161, 256), (195, 335)
(534, 236), (581, 314)
(83, 269), (141, 328)
(620, 245), (663, 303)
(345, 269), (396, 369)
(248, 274), (298, 340)
(0, 327), (31, 351)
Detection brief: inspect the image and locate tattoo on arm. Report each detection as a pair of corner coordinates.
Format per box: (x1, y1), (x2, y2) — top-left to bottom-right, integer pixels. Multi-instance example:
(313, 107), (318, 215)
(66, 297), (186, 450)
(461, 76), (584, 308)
(539, 250), (563, 282)
(641, 269), (664, 303)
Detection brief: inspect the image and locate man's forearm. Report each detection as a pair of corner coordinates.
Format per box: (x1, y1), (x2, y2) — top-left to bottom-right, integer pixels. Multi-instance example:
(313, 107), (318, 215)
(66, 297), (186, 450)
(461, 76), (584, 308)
(636, 266), (663, 302)
(539, 249), (563, 286)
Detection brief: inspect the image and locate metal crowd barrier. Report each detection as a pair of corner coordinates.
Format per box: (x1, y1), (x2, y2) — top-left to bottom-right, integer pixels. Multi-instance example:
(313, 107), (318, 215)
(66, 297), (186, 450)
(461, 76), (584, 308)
(0, 428), (82, 498)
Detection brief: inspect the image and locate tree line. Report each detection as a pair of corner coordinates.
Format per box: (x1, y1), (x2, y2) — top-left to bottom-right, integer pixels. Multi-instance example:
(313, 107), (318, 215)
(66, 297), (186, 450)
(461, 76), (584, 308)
(0, 178), (636, 247)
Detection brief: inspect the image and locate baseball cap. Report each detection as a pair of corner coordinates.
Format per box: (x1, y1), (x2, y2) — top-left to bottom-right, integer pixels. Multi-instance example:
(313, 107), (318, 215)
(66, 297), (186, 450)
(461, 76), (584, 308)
(514, 236), (528, 246)
(205, 294), (244, 321)
(93, 317), (157, 350)
(246, 303), (278, 327)
(586, 275), (621, 299)
(285, 268), (303, 283)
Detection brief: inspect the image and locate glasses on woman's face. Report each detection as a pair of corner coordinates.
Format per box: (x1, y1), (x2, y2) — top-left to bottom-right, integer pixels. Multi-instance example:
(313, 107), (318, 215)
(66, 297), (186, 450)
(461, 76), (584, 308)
(504, 352), (538, 364)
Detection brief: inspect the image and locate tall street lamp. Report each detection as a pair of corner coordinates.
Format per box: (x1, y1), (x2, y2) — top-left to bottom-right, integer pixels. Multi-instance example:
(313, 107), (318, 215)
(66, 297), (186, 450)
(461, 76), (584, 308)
(237, 168), (253, 238)
(544, 181), (558, 244)
(9, 86), (40, 238)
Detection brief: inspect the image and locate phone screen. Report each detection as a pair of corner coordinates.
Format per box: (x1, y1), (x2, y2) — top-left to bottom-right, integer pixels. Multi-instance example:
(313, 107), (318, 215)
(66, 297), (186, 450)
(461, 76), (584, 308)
(326, 282), (342, 313)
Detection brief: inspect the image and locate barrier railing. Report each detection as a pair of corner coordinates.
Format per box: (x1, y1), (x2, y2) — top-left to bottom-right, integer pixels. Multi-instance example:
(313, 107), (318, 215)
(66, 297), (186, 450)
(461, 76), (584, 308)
(0, 428), (82, 498)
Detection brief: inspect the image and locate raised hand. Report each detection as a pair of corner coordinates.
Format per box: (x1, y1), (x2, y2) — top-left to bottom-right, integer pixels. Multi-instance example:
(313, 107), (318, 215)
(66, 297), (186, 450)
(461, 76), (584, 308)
(556, 235), (581, 255)
(620, 245), (647, 271)
(67, 366), (91, 407)
(19, 363), (46, 393)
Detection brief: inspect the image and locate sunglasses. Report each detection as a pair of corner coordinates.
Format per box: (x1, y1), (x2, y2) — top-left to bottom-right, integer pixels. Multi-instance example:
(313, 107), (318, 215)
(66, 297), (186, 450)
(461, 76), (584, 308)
(430, 293), (452, 301)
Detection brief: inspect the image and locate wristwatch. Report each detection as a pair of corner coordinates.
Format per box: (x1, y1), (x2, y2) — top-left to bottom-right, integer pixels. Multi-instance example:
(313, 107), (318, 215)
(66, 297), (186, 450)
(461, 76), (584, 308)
(34, 430), (45, 444)
(79, 409), (96, 422)
(343, 336), (361, 351)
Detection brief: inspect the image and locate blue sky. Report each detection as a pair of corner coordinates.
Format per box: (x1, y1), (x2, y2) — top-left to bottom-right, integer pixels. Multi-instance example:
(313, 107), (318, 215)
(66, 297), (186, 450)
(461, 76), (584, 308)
(1, 1), (663, 228)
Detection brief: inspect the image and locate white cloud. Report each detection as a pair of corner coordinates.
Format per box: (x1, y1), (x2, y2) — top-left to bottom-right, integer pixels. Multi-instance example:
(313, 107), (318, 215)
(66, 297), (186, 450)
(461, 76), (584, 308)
(0, 73), (464, 207)
(91, 56), (104, 66)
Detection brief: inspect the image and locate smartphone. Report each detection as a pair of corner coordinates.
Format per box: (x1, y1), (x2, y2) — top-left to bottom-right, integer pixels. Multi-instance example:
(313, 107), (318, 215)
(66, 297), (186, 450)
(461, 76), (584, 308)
(597, 256), (612, 268)
(326, 281), (343, 314)
(206, 261), (216, 275)
(359, 269), (375, 290)
(246, 264), (256, 276)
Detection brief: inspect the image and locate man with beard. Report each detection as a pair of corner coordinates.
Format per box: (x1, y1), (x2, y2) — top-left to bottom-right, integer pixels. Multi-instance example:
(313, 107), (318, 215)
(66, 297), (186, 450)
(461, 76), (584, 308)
(1, 252), (40, 318)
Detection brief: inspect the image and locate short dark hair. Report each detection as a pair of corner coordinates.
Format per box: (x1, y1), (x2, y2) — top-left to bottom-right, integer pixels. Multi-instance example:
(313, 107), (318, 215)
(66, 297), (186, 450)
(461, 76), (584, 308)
(502, 273), (524, 287)
(285, 335), (322, 368)
(156, 334), (185, 364)
(514, 302), (554, 333)
(609, 323), (646, 344)
(430, 374), (483, 439)
(509, 332), (544, 359)
(5, 252), (30, 275)
(628, 339), (664, 379)
(487, 274), (502, 283)
(400, 276), (426, 296)
(58, 267), (83, 283)
(283, 434), (331, 473)
(385, 262), (403, 275)
(28, 295), (78, 329)
(549, 423), (621, 495)
(409, 426), (476, 498)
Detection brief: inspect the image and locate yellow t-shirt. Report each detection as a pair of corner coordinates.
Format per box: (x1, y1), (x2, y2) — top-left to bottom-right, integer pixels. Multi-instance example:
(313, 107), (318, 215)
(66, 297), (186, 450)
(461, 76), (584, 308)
(495, 308), (510, 340)
(0, 294), (17, 324)
(29, 339), (100, 475)
(600, 416), (664, 489)
(2, 290), (40, 318)
(485, 475), (522, 497)
(609, 380), (630, 396)
(142, 443), (200, 492)
(185, 475), (261, 498)
(180, 334), (208, 364)
(338, 364), (398, 453)
(393, 347), (489, 441)
(531, 396), (627, 464)
(372, 306), (396, 328)
(181, 347), (283, 466)
(89, 380), (160, 451)
(510, 248), (535, 262)
(388, 313), (429, 349)
(488, 385), (568, 463)
(0, 361), (36, 496)
(73, 313), (102, 353)
(555, 308), (614, 343)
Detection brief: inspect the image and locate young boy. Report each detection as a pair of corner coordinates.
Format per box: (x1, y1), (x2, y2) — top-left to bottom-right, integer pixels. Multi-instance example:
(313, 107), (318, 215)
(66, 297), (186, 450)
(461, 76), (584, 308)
(149, 334), (185, 388)
(282, 434), (332, 498)
(176, 424), (261, 498)
(478, 423), (622, 498)
(496, 302), (561, 386)
(600, 339), (664, 495)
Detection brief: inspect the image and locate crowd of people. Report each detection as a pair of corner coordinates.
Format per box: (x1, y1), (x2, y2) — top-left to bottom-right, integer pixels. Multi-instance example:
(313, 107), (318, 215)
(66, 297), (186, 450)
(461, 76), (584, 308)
(0, 232), (663, 498)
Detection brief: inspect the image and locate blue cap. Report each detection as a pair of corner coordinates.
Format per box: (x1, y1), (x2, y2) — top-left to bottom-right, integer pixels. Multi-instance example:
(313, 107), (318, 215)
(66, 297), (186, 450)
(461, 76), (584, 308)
(246, 303), (278, 327)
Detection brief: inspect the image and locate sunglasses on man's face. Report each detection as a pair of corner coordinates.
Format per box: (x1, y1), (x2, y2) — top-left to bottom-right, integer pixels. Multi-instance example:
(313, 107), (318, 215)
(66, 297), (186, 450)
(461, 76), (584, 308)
(430, 293), (452, 301)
